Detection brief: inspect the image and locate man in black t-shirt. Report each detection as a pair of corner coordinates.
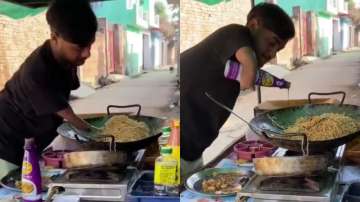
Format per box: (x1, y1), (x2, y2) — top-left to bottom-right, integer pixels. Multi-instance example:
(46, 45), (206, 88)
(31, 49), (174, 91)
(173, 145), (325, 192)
(0, 0), (99, 178)
(181, 3), (295, 178)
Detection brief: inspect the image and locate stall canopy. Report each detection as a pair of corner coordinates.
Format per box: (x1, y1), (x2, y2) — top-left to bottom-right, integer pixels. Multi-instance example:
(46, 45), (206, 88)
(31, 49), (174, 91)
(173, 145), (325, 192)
(195, 0), (231, 5)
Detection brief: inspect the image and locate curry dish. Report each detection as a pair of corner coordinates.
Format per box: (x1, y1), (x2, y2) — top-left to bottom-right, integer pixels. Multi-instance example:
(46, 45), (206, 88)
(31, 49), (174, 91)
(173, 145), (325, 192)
(102, 115), (150, 142)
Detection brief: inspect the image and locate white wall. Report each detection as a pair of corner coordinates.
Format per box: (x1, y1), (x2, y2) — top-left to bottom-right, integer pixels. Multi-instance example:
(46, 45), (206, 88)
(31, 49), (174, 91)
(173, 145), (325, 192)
(153, 37), (162, 69)
(341, 21), (350, 50)
(327, 0), (338, 15)
(333, 18), (342, 51)
(127, 30), (143, 74)
(317, 16), (333, 57)
(354, 0), (360, 9)
(143, 33), (152, 70)
(148, 0), (159, 28)
(337, 0), (348, 14)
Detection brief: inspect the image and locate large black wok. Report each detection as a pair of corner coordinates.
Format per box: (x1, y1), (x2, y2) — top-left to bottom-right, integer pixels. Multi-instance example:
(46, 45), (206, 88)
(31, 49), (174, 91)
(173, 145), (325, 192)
(250, 92), (360, 153)
(62, 105), (165, 151)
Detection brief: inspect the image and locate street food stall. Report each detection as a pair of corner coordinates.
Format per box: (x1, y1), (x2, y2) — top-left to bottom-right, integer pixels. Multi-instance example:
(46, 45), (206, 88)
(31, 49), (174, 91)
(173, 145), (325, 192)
(0, 105), (179, 202)
(181, 91), (360, 202)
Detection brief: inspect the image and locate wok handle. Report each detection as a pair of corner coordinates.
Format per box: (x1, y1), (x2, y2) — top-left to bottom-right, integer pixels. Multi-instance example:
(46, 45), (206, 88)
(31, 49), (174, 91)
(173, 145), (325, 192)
(308, 91), (346, 105)
(100, 135), (116, 152)
(107, 104), (142, 117)
(45, 186), (65, 202)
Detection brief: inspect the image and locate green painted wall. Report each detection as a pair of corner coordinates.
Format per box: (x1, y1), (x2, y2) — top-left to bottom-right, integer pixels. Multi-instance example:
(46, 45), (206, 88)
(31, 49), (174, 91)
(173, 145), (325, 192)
(195, 0), (231, 5)
(92, 0), (149, 27)
(142, 0), (150, 11)
(92, 1), (136, 26)
(255, 0), (326, 16)
(0, 1), (45, 19)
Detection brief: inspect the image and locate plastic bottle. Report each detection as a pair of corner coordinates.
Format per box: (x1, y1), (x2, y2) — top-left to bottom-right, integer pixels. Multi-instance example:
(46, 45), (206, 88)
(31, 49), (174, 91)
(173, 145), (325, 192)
(224, 59), (291, 89)
(154, 147), (177, 196)
(159, 126), (171, 147)
(255, 69), (291, 89)
(21, 138), (42, 202)
(167, 119), (180, 188)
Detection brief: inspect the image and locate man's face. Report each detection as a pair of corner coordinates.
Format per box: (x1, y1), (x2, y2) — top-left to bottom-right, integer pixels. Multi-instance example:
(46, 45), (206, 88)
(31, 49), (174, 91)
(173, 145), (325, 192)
(52, 33), (94, 67)
(252, 24), (287, 67)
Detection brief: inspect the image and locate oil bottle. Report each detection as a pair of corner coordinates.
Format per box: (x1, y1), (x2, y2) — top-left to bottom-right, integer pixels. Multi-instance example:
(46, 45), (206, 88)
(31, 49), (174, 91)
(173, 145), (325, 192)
(167, 119), (180, 188)
(154, 146), (177, 196)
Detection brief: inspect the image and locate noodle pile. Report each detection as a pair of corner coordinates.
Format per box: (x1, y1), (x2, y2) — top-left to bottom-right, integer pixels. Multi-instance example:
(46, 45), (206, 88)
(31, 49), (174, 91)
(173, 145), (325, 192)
(102, 115), (150, 142)
(284, 113), (360, 141)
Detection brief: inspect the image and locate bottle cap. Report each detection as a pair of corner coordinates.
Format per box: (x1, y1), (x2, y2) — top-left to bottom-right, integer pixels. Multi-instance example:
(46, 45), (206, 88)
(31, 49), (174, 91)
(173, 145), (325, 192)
(172, 120), (180, 128)
(162, 126), (171, 133)
(24, 138), (36, 148)
(160, 147), (173, 155)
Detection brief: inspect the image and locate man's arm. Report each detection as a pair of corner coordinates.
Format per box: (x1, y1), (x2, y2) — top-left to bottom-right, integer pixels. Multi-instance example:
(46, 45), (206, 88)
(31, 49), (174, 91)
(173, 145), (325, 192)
(56, 107), (91, 132)
(234, 46), (258, 90)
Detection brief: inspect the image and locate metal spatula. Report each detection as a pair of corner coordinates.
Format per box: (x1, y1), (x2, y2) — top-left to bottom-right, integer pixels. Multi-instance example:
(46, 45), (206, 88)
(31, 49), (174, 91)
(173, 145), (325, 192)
(205, 92), (309, 155)
(57, 122), (97, 142)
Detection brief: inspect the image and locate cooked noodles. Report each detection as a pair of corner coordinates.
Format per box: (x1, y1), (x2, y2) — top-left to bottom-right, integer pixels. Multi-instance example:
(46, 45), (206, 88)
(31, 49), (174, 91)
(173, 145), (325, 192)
(284, 113), (360, 141)
(102, 115), (150, 142)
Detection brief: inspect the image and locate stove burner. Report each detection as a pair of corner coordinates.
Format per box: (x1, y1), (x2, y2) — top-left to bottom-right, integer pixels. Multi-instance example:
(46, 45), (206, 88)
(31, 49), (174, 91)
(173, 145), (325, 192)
(259, 175), (323, 193)
(65, 170), (125, 183)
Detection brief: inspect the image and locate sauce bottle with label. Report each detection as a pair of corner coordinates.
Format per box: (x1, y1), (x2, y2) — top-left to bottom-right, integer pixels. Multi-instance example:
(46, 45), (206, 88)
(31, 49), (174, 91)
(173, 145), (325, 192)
(22, 138), (42, 202)
(224, 59), (291, 89)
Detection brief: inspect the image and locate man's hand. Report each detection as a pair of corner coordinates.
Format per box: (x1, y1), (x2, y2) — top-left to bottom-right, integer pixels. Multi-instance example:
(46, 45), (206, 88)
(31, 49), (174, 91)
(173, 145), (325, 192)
(234, 47), (258, 90)
(56, 107), (91, 131)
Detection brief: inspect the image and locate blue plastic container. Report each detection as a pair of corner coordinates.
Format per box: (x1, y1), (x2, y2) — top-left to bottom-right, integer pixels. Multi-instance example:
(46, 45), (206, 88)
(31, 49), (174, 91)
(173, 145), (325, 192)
(127, 171), (179, 202)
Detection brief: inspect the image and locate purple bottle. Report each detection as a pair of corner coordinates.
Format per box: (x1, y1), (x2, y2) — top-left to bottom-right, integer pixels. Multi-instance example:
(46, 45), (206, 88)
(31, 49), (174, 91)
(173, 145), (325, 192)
(224, 60), (291, 89)
(255, 69), (291, 89)
(21, 138), (42, 202)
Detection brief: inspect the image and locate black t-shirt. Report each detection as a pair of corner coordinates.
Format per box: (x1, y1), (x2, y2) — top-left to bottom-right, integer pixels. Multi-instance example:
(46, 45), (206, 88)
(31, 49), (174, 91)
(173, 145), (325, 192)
(180, 24), (254, 161)
(0, 40), (79, 165)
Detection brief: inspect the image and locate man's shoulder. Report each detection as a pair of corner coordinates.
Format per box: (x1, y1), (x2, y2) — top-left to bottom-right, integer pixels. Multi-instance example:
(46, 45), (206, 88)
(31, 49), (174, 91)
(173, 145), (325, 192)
(201, 24), (252, 47)
(220, 24), (248, 31)
(216, 24), (251, 37)
(20, 42), (50, 82)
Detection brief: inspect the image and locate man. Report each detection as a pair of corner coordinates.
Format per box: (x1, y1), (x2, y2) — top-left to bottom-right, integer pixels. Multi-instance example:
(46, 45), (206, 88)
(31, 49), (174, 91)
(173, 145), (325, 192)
(0, 0), (99, 178)
(180, 3), (295, 178)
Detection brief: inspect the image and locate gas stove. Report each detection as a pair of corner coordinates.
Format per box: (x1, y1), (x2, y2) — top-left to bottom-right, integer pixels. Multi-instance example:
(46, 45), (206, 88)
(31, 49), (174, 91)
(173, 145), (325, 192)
(47, 149), (145, 201)
(47, 167), (138, 201)
(236, 145), (345, 202)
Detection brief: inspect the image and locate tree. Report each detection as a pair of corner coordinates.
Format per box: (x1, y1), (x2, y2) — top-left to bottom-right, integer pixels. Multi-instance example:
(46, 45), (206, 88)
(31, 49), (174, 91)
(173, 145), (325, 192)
(348, 0), (360, 25)
(155, 0), (179, 40)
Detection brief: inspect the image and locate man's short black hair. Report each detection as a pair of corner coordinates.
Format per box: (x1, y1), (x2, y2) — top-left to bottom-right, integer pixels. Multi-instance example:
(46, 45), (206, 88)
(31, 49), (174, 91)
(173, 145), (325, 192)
(247, 3), (295, 41)
(46, 0), (98, 47)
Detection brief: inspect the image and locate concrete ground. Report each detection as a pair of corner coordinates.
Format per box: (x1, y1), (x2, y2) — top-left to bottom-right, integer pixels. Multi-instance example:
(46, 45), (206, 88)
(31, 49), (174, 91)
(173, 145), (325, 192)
(203, 50), (360, 164)
(70, 69), (180, 120)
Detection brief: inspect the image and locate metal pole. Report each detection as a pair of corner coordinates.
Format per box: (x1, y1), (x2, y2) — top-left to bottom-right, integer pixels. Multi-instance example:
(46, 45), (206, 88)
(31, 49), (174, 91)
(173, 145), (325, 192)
(256, 85), (261, 104)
